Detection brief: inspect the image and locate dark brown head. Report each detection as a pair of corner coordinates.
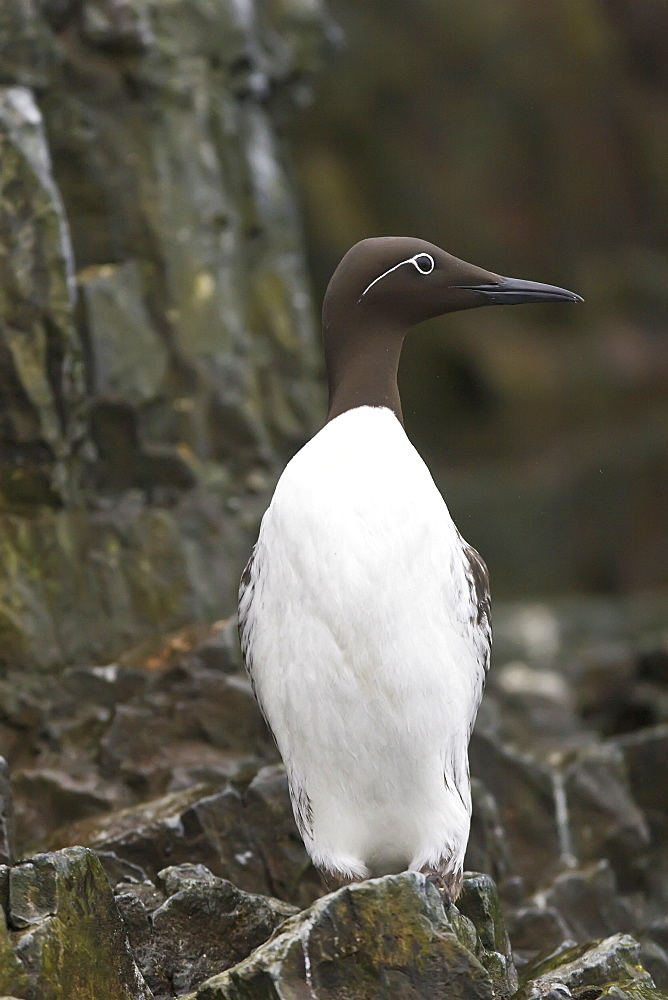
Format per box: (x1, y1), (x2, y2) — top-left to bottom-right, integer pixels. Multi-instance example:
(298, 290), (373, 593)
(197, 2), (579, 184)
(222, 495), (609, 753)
(323, 236), (582, 423)
(323, 236), (582, 332)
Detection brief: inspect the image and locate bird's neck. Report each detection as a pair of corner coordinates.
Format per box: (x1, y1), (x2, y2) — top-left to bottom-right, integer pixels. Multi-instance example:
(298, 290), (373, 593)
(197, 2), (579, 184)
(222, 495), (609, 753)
(324, 319), (407, 425)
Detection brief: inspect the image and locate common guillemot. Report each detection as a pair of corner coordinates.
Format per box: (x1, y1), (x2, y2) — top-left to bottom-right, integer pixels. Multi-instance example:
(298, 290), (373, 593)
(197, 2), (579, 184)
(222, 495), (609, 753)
(239, 237), (581, 899)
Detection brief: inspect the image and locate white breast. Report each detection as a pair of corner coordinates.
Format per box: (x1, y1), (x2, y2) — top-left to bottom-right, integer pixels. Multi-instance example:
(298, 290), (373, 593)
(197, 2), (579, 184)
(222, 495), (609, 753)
(239, 406), (489, 882)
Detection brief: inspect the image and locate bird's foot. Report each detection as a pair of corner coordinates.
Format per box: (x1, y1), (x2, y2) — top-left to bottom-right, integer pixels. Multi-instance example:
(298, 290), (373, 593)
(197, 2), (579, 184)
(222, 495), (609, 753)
(422, 870), (453, 909)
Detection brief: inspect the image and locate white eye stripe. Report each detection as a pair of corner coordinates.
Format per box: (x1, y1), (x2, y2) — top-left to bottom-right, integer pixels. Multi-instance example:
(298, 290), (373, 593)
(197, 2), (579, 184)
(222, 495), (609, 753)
(359, 252), (435, 300)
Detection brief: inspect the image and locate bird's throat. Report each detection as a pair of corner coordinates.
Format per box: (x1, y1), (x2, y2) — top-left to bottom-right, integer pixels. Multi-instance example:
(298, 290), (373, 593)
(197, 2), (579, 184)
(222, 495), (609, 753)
(324, 322), (407, 425)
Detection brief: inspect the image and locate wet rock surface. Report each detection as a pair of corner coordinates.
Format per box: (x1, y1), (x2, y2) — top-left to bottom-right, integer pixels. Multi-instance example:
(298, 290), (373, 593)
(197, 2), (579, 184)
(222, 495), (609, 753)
(1, 601), (668, 997)
(117, 863), (298, 999)
(0, 0), (328, 669)
(193, 872), (494, 1000)
(4, 846), (151, 999)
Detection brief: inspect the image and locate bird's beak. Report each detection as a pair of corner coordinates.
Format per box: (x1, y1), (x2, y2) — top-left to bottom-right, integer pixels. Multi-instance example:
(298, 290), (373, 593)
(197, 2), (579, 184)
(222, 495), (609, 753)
(457, 276), (583, 305)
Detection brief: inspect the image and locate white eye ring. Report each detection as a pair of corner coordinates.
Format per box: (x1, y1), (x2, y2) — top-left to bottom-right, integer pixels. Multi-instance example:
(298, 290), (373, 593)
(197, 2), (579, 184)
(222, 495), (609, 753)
(411, 253), (435, 275)
(360, 251), (436, 300)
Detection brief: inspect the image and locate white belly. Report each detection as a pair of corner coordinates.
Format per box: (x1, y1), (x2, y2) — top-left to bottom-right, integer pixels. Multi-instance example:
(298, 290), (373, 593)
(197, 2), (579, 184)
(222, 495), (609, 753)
(239, 407), (488, 880)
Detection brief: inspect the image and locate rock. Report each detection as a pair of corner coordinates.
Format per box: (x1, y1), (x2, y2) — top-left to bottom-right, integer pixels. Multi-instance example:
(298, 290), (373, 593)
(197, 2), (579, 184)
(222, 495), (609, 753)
(0, 0), (326, 669)
(190, 618), (242, 675)
(81, 0), (155, 52)
(0, 0), (55, 88)
(505, 904), (572, 965)
(562, 744), (650, 890)
(646, 920), (668, 956)
(5, 847), (152, 1000)
(8, 860), (59, 930)
(47, 784), (251, 884)
(614, 726), (668, 829)
(242, 765), (324, 907)
(0, 915), (31, 1000)
(87, 849), (149, 888)
(47, 778), (320, 906)
(458, 872), (518, 997)
(0, 85), (85, 510)
(12, 767), (114, 851)
(540, 861), (637, 944)
(0, 503), (201, 671)
(156, 863), (217, 896)
(192, 872), (495, 1000)
(137, 863), (298, 997)
(96, 664), (271, 795)
(599, 986), (668, 999)
(638, 940), (668, 991)
(113, 889), (156, 991)
(572, 642), (640, 737)
(469, 731), (561, 889)
(638, 648), (668, 687)
(491, 661), (582, 751)
(59, 662), (148, 709)
(527, 934), (653, 995)
(0, 758), (14, 864)
(80, 261), (168, 408)
(465, 778), (513, 887)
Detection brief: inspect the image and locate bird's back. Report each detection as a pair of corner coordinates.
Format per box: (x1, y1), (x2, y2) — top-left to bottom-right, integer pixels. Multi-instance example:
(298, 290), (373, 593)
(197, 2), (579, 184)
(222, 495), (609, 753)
(239, 406), (490, 887)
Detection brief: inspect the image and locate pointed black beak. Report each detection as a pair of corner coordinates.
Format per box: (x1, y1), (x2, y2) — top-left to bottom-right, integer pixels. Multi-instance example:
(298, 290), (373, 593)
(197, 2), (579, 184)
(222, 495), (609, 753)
(458, 276), (583, 306)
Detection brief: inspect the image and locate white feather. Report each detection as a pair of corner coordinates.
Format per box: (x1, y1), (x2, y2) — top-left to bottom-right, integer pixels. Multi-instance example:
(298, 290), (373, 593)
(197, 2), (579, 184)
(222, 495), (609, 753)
(239, 405), (489, 882)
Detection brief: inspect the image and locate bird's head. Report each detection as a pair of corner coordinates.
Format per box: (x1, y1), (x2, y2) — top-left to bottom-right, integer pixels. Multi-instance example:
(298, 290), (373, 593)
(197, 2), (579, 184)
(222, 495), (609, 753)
(323, 236), (582, 333)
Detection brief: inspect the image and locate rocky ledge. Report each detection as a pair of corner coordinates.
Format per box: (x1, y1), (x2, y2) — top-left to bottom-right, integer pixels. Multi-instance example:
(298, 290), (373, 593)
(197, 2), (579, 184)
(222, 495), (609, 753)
(1, 598), (668, 998)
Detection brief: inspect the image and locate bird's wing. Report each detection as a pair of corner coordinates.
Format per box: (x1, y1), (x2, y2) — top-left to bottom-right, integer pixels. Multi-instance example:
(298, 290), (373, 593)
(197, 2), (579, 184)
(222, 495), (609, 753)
(238, 543), (315, 842)
(238, 545), (269, 724)
(460, 538), (492, 674)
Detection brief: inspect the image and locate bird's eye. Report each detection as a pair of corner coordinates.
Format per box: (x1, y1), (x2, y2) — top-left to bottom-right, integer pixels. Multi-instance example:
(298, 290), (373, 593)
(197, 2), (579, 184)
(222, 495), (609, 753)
(411, 253), (435, 275)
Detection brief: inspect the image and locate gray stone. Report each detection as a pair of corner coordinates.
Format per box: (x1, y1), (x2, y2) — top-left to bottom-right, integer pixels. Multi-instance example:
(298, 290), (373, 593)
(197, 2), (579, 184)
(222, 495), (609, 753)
(638, 939), (668, 990)
(193, 872), (495, 1000)
(191, 618), (242, 674)
(156, 863), (218, 896)
(7, 847), (152, 1000)
(8, 859), (58, 930)
(506, 904), (572, 963)
(12, 767), (114, 850)
(0, 0), (55, 88)
(469, 731), (561, 889)
(79, 261), (168, 408)
(59, 663), (147, 709)
(458, 872), (518, 997)
(529, 934), (653, 994)
(615, 726), (668, 829)
(45, 779), (319, 904)
(242, 764), (325, 907)
(81, 0), (155, 51)
(0, 758), (14, 865)
(93, 851), (149, 888)
(0, 86), (85, 510)
(145, 866), (297, 997)
(599, 986), (668, 999)
(465, 777), (512, 886)
(541, 860), (637, 944)
(563, 743), (650, 888)
(0, 888), (31, 999)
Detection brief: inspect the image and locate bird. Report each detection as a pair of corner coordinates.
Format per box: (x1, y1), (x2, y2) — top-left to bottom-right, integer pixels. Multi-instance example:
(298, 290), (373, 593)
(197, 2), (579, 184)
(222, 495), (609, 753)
(238, 236), (582, 900)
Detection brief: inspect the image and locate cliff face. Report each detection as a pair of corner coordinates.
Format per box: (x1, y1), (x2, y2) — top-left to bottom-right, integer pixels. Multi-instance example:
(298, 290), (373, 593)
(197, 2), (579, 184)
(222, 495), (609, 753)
(0, 0), (330, 670)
